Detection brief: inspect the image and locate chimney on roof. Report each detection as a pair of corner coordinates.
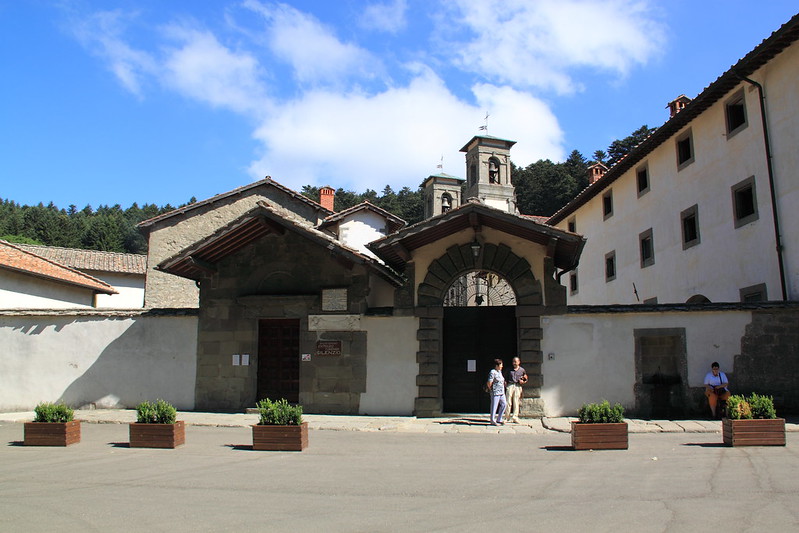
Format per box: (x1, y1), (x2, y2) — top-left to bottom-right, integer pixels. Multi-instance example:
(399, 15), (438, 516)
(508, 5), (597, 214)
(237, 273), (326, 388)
(319, 186), (335, 212)
(587, 162), (608, 185)
(667, 95), (692, 118)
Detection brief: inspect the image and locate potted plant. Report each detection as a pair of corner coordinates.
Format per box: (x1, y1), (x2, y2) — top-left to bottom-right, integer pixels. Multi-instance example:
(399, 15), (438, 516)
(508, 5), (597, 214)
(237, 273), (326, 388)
(252, 398), (308, 451)
(723, 393), (785, 446)
(24, 402), (81, 446)
(129, 399), (185, 448)
(571, 400), (628, 450)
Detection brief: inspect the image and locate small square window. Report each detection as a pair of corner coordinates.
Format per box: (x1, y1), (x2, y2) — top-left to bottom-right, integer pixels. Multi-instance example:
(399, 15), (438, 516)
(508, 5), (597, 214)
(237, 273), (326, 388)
(739, 283), (767, 303)
(567, 217), (576, 233)
(681, 204), (700, 249)
(569, 271), (578, 295)
(605, 251), (616, 282)
(602, 190), (613, 220)
(639, 228), (654, 268)
(636, 165), (650, 197)
(726, 91), (747, 137)
(732, 176), (758, 228)
(676, 130), (694, 169)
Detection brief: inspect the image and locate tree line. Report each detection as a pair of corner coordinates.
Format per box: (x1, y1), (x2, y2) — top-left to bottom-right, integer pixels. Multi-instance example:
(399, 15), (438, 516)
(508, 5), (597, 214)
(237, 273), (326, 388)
(0, 126), (654, 253)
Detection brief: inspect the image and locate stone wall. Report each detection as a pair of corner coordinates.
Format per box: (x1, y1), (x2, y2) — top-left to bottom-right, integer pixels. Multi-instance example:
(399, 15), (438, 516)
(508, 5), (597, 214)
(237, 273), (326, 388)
(0, 309), (198, 411)
(143, 182), (326, 309)
(735, 307), (799, 413)
(194, 230), (376, 413)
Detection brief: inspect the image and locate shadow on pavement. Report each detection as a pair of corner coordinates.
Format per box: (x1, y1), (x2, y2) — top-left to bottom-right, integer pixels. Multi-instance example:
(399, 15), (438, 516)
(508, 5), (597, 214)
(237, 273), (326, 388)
(7, 441), (24, 447)
(682, 442), (727, 448)
(540, 445), (575, 452)
(438, 418), (492, 426)
(224, 444), (254, 451)
(108, 442), (130, 448)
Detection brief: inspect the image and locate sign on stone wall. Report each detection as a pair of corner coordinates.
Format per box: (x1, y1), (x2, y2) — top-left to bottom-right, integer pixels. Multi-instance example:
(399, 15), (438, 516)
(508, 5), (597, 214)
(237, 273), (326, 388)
(308, 314), (361, 331)
(316, 341), (342, 356)
(322, 288), (348, 311)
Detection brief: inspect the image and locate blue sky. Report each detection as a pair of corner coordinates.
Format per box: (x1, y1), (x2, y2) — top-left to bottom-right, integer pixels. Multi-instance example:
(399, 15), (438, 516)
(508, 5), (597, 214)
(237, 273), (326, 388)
(1, 1), (797, 209)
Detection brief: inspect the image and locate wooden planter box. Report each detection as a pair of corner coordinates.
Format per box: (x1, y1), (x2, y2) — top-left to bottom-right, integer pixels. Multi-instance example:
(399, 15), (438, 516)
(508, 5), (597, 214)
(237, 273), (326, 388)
(24, 420), (81, 446)
(722, 418), (785, 447)
(252, 422), (308, 451)
(571, 422), (628, 450)
(129, 421), (185, 448)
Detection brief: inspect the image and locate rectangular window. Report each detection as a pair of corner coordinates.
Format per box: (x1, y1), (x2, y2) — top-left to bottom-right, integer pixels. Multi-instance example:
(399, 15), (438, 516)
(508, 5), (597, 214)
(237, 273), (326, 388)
(676, 130), (694, 170)
(725, 90), (747, 137)
(643, 297), (658, 304)
(570, 271), (578, 295)
(636, 165), (650, 197)
(732, 176), (758, 228)
(681, 204), (700, 249)
(639, 228), (654, 268)
(605, 250), (616, 282)
(567, 217), (576, 233)
(740, 283), (767, 302)
(602, 190), (613, 220)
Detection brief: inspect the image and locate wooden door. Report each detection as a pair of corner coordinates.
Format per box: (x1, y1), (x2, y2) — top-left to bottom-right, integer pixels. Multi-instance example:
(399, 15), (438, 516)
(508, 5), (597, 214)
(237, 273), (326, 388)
(442, 306), (517, 413)
(257, 319), (300, 403)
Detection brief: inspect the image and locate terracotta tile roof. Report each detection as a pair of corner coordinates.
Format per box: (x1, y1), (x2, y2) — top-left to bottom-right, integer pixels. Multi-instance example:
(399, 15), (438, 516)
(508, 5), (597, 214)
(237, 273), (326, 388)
(520, 214), (552, 225)
(137, 177), (332, 229)
(15, 244), (147, 274)
(548, 12), (799, 225)
(0, 240), (117, 294)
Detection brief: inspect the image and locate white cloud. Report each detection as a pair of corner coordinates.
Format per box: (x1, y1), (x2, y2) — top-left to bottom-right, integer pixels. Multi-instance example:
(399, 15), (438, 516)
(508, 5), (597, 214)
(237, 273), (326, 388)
(161, 26), (267, 114)
(445, 0), (666, 94)
(244, 1), (382, 87)
(69, 10), (157, 97)
(359, 0), (408, 34)
(247, 70), (563, 192)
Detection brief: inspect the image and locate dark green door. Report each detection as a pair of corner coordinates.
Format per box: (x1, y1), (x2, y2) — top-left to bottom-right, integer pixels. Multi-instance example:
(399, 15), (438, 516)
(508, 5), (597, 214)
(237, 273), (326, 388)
(442, 306), (517, 413)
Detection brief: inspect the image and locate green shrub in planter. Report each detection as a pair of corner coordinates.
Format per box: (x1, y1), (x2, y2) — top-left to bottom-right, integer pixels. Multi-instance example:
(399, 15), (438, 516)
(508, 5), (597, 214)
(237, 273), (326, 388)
(578, 400), (625, 423)
(135, 399), (177, 424)
(256, 398), (303, 426)
(33, 402), (74, 423)
(726, 393), (776, 420)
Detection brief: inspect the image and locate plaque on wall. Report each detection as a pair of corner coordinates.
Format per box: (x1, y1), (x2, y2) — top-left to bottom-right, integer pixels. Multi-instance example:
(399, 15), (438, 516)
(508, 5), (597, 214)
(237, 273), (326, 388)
(316, 341), (342, 356)
(322, 288), (348, 311)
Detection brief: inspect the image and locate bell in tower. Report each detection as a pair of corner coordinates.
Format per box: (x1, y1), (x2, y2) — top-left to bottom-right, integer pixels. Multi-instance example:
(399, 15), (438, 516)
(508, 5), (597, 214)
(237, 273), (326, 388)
(422, 172), (465, 219)
(460, 135), (518, 213)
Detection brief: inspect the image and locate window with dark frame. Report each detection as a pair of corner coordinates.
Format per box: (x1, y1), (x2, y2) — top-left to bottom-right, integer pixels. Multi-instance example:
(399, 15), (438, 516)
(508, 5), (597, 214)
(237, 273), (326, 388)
(732, 176), (758, 228)
(681, 204), (700, 249)
(637, 166), (649, 196)
(725, 91), (747, 136)
(676, 130), (694, 169)
(567, 218), (576, 233)
(739, 283), (767, 303)
(639, 228), (654, 268)
(602, 190), (613, 219)
(570, 271), (578, 294)
(605, 250), (616, 282)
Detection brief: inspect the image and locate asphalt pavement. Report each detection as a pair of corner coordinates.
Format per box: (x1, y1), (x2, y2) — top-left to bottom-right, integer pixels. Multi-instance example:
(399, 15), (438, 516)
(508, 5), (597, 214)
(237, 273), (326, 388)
(1, 414), (797, 532)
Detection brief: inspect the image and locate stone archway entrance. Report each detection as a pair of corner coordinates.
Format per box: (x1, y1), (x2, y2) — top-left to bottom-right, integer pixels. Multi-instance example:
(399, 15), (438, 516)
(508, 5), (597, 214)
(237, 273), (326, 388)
(414, 242), (547, 418)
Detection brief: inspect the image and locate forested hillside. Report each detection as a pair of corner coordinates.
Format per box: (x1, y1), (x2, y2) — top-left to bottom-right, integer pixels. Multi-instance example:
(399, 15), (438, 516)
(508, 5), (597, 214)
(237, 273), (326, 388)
(0, 126), (653, 253)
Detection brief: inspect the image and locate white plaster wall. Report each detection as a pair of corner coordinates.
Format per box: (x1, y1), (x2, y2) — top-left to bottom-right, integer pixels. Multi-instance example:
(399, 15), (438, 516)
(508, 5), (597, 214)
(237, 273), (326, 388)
(0, 313), (198, 411)
(0, 269), (94, 309)
(765, 42), (799, 299)
(339, 211), (386, 259)
(557, 41), (798, 305)
(359, 316), (418, 415)
(92, 272), (145, 308)
(540, 310), (751, 416)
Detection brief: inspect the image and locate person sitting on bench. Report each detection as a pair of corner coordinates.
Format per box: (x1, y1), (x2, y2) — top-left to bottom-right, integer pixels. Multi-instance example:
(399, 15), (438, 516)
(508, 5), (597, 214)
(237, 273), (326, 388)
(704, 361), (731, 418)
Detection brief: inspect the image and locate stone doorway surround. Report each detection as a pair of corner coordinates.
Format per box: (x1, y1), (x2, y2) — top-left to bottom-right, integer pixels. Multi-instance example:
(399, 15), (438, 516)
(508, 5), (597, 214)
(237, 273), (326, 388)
(413, 242), (548, 418)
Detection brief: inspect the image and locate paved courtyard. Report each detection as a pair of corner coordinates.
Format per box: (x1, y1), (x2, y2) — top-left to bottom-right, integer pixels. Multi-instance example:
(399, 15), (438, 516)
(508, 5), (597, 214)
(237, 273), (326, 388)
(1, 420), (797, 532)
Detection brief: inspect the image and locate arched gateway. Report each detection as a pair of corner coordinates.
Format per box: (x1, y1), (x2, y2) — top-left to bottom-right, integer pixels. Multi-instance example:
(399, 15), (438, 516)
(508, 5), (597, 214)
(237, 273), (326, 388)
(368, 201), (585, 417)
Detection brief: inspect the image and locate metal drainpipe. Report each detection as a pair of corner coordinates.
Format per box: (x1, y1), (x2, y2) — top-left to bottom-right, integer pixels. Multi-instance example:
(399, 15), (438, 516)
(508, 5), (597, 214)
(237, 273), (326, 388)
(735, 73), (788, 301)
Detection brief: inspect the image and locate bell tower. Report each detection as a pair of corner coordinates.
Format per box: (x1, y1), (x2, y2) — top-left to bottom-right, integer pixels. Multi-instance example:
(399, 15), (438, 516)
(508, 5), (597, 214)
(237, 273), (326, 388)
(461, 135), (517, 213)
(422, 172), (465, 219)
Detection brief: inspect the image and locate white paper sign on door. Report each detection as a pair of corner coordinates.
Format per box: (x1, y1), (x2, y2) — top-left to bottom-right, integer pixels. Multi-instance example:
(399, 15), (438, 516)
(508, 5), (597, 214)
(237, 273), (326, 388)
(467, 360), (476, 372)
